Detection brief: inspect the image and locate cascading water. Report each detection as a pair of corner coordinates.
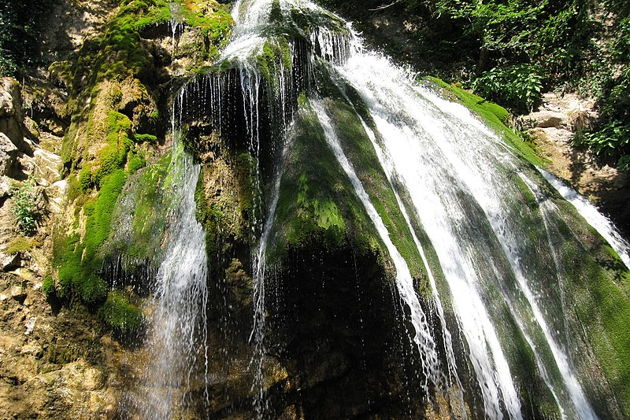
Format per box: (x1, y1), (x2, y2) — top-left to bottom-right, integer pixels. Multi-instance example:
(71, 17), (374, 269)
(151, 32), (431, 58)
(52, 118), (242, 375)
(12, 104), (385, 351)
(134, 0), (629, 418)
(311, 99), (443, 393)
(538, 168), (630, 269)
(326, 25), (608, 419)
(124, 117), (210, 418)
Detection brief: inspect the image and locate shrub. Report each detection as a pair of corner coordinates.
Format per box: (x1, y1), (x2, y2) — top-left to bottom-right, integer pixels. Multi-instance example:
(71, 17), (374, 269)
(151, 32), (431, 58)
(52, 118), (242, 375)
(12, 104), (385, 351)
(12, 177), (39, 235)
(473, 64), (543, 113)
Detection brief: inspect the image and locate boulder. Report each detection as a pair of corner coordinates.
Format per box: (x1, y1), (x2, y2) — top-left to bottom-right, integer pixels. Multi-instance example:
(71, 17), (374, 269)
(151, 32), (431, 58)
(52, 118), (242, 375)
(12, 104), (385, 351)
(527, 110), (566, 128)
(0, 176), (11, 199)
(0, 132), (18, 176)
(0, 77), (31, 154)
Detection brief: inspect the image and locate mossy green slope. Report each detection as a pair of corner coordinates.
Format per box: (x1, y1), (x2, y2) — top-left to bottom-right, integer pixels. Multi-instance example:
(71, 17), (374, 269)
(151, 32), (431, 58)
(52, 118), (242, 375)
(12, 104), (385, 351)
(427, 76), (546, 168)
(426, 77), (630, 416)
(50, 0), (235, 335)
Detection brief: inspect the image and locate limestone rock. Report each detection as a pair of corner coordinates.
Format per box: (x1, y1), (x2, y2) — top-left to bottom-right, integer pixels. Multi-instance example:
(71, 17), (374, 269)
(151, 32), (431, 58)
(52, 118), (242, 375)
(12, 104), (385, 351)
(0, 132), (18, 176)
(524, 91), (629, 233)
(33, 148), (62, 187)
(0, 77), (31, 154)
(0, 78), (21, 119)
(527, 110), (565, 128)
(0, 175), (11, 198)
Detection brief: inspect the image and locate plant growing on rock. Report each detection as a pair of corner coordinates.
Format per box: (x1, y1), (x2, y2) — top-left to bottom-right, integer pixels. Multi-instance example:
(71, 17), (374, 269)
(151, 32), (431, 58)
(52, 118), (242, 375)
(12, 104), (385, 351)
(12, 177), (39, 235)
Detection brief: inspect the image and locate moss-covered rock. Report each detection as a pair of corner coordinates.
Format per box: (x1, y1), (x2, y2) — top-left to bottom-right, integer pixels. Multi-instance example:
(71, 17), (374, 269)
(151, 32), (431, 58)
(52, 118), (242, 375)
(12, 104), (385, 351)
(98, 290), (144, 335)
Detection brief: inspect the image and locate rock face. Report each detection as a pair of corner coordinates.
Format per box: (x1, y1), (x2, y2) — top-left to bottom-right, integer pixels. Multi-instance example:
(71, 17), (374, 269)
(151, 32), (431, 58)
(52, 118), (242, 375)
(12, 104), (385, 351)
(0, 272), (124, 419)
(522, 92), (630, 234)
(0, 75), (130, 419)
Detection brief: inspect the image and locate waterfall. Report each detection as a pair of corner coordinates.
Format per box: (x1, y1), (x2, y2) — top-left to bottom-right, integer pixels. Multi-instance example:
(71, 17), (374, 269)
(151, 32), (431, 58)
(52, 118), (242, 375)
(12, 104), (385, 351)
(311, 99), (443, 394)
(538, 168), (630, 269)
(326, 24), (605, 418)
(120, 90), (209, 417)
(133, 0), (629, 418)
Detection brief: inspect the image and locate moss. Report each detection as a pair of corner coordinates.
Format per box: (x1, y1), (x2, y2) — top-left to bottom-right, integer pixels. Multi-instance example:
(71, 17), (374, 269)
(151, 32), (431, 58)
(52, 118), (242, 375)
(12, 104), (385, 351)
(42, 275), (56, 296)
(538, 198), (630, 415)
(54, 170), (128, 304)
(98, 290), (143, 335)
(323, 95), (425, 278)
(84, 170), (128, 256)
(127, 149), (147, 173)
(271, 100), (383, 266)
(133, 133), (158, 143)
(181, 0), (233, 39)
(427, 77), (547, 168)
(122, 152), (171, 261)
(5, 235), (39, 255)
(256, 38), (293, 89)
(511, 173), (539, 209)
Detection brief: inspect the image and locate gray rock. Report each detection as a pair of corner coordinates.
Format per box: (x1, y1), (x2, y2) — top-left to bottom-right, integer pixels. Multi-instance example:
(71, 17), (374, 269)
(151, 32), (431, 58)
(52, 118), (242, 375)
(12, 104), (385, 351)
(0, 78), (21, 119)
(528, 110), (566, 128)
(0, 175), (11, 198)
(0, 252), (19, 271)
(0, 132), (18, 176)
(0, 77), (31, 154)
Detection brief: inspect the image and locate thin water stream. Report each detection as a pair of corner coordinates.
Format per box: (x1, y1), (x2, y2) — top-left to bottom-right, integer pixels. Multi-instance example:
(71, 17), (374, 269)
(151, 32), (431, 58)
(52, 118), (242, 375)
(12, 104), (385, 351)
(128, 0), (629, 418)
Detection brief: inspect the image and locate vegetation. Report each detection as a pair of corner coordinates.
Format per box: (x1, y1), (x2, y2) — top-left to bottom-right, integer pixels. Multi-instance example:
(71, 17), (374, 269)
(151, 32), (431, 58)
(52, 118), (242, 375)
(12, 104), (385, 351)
(6, 235), (40, 255)
(98, 290), (144, 335)
(0, 0), (57, 75)
(46, 0), (235, 333)
(316, 0), (629, 168)
(428, 76), (546, 168)
(12, 177), (40, 235)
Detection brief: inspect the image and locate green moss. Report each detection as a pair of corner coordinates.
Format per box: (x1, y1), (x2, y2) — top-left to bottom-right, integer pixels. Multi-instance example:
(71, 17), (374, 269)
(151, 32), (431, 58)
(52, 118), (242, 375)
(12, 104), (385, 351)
(42, 275), (56, 296)
(546, 198), (630, 415)
(256, 38), (293, 89)
(84, 170), (128, 256)
(427, 77), (547, 168)
(127, 150), (147, 172)
(54, 170), (127, 305)
(5, 235), (39, 255)
(511, 173), (538, 209)
(133, 133), (158, 143)
(182, 2), (233, 39)
(98, 290), (143, 335)
(125, 152), (171, 260)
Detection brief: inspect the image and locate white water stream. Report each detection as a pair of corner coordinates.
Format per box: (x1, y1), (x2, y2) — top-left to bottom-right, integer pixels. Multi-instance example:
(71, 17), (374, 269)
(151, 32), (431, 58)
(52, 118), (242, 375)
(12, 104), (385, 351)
(147, 0), (628, 418)
(539, 168), (630, 269)
(137, 133), (209, 419)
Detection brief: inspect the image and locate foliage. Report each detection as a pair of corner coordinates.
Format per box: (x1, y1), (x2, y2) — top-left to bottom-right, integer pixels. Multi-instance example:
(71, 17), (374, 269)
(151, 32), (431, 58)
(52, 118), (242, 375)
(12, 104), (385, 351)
(12, 177), (39, 235)
(576, 120), (630, 167)
(473, 64), (543, 113)
(42, 275), (56, 296)
(0, 0), (57, 76)
(575, 12), (629, 168)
